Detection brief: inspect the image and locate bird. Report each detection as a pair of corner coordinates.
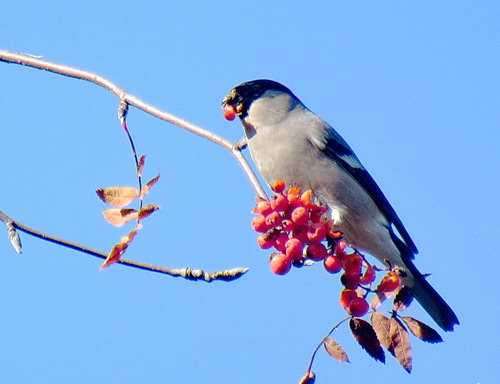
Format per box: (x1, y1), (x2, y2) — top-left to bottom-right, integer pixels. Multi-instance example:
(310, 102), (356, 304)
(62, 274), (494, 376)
(221, 79), (459, 332)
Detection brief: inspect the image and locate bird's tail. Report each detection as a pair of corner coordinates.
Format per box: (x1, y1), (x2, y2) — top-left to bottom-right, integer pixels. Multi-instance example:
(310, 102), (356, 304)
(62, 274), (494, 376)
(391, 234), (459, 332)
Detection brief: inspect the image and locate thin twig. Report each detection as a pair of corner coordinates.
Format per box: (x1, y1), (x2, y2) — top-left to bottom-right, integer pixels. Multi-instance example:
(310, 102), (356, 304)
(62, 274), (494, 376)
(0, 210), (248, 282)
(305, 316), (351, 376)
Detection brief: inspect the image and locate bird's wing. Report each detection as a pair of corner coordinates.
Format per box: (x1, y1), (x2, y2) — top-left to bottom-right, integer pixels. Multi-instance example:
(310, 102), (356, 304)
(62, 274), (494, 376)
(311, 122), (418, 255)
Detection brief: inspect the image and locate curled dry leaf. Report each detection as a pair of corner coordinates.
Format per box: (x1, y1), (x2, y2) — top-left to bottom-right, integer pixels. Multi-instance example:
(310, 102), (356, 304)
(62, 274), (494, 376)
(370, 286), (401, 309)
(370, 312), (392, 351)
(393, 286), (414, 312)
(102, 208), (138, 227)
(120, 224), (142, 244)
(140, 173), (161, 199)
(298, 370), (315, 384)
(402, 316), (443, 344)
(137, 204), (161, 221)
(100, 225), (142, 270)
(100, 242), (128, 270)
(323, 337), (349, 363)
(96, 187), (139, 207)
(370, 291), (388, 309)
(389, 316), (413, 373)
(137, 155), (146, 177)
(6, 222), (22, 254)
(349, 318), (385, 363)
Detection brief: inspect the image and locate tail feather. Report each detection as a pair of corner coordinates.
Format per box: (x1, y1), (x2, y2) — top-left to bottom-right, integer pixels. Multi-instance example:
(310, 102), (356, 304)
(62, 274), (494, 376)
(390, 232), (459, 332)
(405, 266), (459, 332)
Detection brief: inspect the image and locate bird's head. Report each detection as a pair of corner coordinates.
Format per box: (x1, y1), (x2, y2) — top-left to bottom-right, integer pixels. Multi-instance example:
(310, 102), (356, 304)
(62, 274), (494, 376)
(221, 79), (300, 122)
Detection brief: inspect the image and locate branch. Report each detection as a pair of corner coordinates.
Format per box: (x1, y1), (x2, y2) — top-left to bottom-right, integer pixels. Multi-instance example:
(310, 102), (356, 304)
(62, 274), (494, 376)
(0, 210), (248, 282)
(0, 50), (267, 199)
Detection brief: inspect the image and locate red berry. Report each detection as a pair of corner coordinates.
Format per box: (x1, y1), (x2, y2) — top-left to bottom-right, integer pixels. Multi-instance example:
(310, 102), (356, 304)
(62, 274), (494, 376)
(360, 265), (376, 284)
(257, 234), (274, 249)
(265, 211), (282, 228)
(222, 104), (236, 121)
(270, 180), (286, 193)
(377, 271), (402, 292)
(307, 223), (326, 242)
(340, 272), (361, 289)
(281, 219), (295, 232)
(252, 199), (273, 216)
(291, 206), (309, 226)
(287, 187), (301, 205)
(334, 239), (348, 259)
(251, 215), (271, 233)
(273, 232), (289, 253)
(342, 253), (363, 274)
(300, 190), (316, 209)
(339, 289), (358, 308)
(270, 193), (289, 212)
(306, 242), (328, 261)
(285, 238), (304, 260)
(310, 207), (327, 223)
(323, 255), (343, 273)
(348, 297), (369, 317)
(291, 226), (309, 243)
(269, 253), (292, 275)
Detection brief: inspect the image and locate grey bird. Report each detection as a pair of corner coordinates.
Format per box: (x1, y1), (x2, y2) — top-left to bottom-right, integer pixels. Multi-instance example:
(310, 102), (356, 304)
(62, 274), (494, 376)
(222, 79), (459, 332)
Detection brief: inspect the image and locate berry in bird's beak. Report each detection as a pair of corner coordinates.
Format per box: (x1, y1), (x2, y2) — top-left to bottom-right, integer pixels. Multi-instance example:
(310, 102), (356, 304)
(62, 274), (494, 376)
(222, 103), (237, 121)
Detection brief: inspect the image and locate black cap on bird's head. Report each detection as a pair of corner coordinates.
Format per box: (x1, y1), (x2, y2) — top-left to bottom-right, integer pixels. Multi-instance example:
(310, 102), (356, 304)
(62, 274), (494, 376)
(222, 79), (300, 120)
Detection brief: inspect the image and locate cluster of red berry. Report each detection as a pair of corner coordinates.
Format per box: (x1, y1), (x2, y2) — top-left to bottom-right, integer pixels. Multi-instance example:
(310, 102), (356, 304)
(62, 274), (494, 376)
(251, 180), (340, 274)
(251, 180), (402, 317)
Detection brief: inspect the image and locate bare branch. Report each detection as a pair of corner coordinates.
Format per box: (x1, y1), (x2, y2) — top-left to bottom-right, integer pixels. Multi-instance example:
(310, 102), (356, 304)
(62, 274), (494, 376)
(0, 210), (248, 283)
(0, 49), (267, 198)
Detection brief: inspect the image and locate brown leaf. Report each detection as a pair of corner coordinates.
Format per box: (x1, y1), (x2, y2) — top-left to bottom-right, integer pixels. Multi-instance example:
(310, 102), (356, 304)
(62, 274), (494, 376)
(389, 316), (413, 373)
(100, 225), (142, 270)
(137, 204), (161, 222)
(402, 316), (443, 344)
(100, 242), (128, 270)
(298, 370), (315, 384)
(349, 318), (385, 363)
(393, 286), (414, 312)
(140, 173), (161, 198)
(137, 155), (146, 177)
(102, 208), (138, 227)
(370, 291), (388, 309)
(96, 187), (139, 207)
(370, 312), (392, 351)
(323, 337), (350, 363)
(120, 224), (142, 244)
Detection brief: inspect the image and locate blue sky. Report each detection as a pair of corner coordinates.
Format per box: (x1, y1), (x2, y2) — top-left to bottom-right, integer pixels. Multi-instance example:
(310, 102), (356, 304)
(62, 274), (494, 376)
(1, 1), (498, 383)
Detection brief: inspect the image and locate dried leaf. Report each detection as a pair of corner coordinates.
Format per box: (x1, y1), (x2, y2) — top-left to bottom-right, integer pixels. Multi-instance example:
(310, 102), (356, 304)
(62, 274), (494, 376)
(349, 318), (385, 363)
(370, 312), (392, 351)
(102, 208), (138, 227)
(389, 316), (412, 373)
(140, 173), (161, 198)
(96, 187), (139, 207)
(393, 286), (414, 312)
(402, 316), (443, 344)
(120, 224), (142, 244)
(100, 225), (142, 270)
(323, 337), (350, 362)
(137, 155), (146, 177)
(6, 222), (22, 254)
(370, 291), (388, 309)
(298, 370), (315, 384)
(137, 204), (161, 221)
(100, 242), (128, 270)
